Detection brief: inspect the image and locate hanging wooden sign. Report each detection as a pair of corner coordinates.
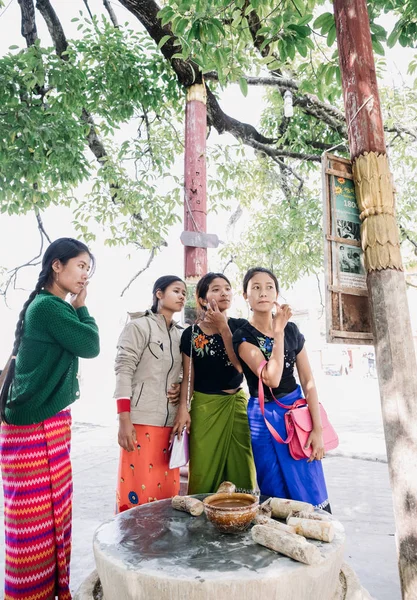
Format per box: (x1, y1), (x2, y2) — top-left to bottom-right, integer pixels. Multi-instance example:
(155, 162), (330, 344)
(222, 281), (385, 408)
(322, 153), (373, 345)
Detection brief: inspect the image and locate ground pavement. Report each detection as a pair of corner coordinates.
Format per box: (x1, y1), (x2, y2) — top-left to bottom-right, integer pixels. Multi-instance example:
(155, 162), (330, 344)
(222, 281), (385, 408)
(0, 375), (402, 599)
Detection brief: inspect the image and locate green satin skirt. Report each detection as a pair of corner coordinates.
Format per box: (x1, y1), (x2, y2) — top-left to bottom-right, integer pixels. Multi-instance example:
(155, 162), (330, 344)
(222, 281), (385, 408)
(188, 389), (257, 494)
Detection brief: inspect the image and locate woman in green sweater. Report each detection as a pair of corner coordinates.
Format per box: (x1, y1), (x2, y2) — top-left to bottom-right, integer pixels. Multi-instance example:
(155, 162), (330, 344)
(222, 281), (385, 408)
(0, 238), (100, 600)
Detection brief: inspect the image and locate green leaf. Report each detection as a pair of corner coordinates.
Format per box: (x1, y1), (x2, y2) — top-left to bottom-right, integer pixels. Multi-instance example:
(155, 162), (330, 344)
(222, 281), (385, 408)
(175, 18), (189, 36)
(296, 40), (308, 58)
(288, 24), (310, 37)
(313, 12), (333, 30)
(291, 0), (305, 16)
(239, 77), (248, 97)
(158, 35), (171, 49)
(387, 26), (401, 48)
(327, 23), (337, 47)
(324, 65), (334, 86)
(372, 37), (385, 56)
(297, 14), (313, 26)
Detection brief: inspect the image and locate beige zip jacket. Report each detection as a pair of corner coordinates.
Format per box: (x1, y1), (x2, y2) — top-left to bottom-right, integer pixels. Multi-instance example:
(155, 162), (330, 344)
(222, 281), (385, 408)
(114, 310), (183, 427)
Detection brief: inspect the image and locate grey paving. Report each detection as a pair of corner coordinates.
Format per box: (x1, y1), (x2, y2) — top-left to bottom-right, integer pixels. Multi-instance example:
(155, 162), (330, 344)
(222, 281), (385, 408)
(0, 375), (403, 599)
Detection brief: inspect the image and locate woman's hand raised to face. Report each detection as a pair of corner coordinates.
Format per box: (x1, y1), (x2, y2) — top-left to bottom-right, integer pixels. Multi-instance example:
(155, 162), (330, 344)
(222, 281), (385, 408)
(272, 302), (292, 336)
(70, 281), (89, 309)
(204, 299), (229, 334)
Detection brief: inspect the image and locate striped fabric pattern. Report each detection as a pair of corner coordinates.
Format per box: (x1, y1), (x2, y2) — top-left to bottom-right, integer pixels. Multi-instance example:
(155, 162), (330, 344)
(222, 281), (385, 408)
(1, 411), (73, 600)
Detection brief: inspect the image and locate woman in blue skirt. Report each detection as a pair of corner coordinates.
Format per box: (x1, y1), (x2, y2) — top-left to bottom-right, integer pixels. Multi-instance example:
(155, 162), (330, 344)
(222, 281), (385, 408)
(233, 267), (330, 511)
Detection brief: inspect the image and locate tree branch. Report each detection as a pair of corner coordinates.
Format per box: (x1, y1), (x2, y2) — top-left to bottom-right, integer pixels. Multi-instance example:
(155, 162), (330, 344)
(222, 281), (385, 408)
(400, 224), (417, 253)
(18, 0), (38, 46)
(36, 0), (67, 57)
(0, 209), (51, 304)
(35, 208), (52, 244)
(82, 0), (94, 20)
(35, 0), (117, 198)
(205, 87), (277, 145)
(385, 125), (417, 141)
(120, 247), (156, 297)
(222, 255), (235, 274)
(103, 0), (119, 27)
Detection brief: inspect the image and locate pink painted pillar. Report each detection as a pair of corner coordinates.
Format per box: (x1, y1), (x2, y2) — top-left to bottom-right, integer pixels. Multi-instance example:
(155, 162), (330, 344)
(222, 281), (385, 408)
(184, 84), (207, 280)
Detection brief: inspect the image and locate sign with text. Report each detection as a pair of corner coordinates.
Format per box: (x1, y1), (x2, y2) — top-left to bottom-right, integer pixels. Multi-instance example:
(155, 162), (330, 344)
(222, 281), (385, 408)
(322, 153), (373, 345)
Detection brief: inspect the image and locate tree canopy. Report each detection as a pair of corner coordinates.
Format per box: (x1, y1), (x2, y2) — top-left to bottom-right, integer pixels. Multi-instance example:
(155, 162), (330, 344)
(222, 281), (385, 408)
(0, 0), (416, 291)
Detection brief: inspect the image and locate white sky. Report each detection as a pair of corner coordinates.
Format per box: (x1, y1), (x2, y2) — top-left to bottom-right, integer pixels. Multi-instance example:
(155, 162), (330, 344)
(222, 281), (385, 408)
(0, 0), (416, 424)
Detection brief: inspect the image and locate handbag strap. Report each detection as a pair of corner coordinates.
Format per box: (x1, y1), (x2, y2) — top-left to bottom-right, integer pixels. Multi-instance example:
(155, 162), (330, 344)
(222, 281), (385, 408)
(186, 325), (193, 410)
(257, 359), (295, 445)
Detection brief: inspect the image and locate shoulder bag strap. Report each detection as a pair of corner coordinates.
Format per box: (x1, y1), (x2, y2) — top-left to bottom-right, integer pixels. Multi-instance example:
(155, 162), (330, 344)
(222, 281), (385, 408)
(186, 325), (193, 410)
(257, 359), (294, 445)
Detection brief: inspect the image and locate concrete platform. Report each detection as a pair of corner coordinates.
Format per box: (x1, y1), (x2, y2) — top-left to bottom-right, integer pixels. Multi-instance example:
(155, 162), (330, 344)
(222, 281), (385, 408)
(92, 497), (345, 600)
(74, 562), (373, 600)
(0, 416), (402, 600)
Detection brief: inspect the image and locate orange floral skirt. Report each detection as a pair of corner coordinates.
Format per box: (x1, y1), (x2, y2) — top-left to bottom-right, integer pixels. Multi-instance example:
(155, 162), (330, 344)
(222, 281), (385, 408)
(116, 424), (180, 513)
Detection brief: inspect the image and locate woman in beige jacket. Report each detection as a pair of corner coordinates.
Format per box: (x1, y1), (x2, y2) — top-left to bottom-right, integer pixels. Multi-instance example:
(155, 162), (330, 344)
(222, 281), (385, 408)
(114, 275), (186, 512)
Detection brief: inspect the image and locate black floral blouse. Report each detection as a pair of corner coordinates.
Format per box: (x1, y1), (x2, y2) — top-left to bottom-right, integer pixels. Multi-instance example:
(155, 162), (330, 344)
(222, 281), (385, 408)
(233, 321), (305, 399)
(180, 318), (247, 394)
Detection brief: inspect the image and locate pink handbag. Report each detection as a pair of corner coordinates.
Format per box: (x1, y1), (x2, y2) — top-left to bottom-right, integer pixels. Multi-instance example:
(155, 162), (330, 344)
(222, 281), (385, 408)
(257, 360), (339, 460)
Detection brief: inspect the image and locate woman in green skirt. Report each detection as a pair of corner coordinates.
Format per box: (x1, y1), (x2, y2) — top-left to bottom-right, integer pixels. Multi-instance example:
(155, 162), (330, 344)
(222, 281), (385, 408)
(172, 273), (256, 494)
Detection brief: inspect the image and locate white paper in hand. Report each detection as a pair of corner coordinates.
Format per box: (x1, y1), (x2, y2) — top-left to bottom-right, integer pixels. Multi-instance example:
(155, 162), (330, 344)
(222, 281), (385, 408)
(169, 429), (189, 470)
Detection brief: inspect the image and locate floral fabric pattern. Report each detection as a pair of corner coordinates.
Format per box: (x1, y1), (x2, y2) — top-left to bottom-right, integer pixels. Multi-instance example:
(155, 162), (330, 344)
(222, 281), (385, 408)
(257, 336), (274, 359)
(257, 335), (296, 369)
(191, 327), (232, 366)
(180, 319), (247, 394)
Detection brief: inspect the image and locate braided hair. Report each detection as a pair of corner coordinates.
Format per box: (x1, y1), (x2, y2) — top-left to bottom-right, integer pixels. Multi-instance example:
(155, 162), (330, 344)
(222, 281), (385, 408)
(0, 238), (94, 421)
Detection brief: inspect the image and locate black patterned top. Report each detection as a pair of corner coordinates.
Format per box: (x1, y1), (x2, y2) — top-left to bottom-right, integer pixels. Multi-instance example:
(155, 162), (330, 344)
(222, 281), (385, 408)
(232, 321), (305, 399)
(180, 318), (247, 394)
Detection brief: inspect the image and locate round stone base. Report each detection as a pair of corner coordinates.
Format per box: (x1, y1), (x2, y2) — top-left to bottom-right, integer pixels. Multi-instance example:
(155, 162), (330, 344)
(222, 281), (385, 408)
(93, 498), (346, 600)
(73, 564), (373, 600)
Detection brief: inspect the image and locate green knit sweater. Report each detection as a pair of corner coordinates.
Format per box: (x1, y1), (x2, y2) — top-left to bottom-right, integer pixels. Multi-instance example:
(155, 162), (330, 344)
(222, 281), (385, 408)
(5, 290), (100, 425)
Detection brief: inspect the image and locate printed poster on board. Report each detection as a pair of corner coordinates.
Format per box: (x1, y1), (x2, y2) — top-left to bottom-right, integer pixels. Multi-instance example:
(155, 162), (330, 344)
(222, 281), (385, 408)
(331, 175), (367, 290)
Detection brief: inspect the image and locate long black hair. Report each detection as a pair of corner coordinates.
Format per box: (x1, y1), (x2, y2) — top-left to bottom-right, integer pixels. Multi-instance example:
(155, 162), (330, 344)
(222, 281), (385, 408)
(195, 272), (231, 312)
(151, 275), (185, 313)
(242, 267), (279, 293)
(0, 238), (94, 421)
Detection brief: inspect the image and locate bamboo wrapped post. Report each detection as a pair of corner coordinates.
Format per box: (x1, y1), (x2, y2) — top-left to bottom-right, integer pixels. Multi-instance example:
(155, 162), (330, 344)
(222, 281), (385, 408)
(334, 1), (417, 596)
(287, 517), (335, 543)
(252, 525), (322, 565)
(171, 495), (204, 516)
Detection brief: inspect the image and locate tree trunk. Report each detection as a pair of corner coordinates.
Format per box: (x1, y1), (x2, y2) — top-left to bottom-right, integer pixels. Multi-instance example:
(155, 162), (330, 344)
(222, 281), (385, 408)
(334, 1), (417, 597)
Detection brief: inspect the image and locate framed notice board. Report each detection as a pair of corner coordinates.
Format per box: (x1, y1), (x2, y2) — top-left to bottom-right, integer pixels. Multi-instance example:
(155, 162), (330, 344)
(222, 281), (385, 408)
(322, 153), (373, 345)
